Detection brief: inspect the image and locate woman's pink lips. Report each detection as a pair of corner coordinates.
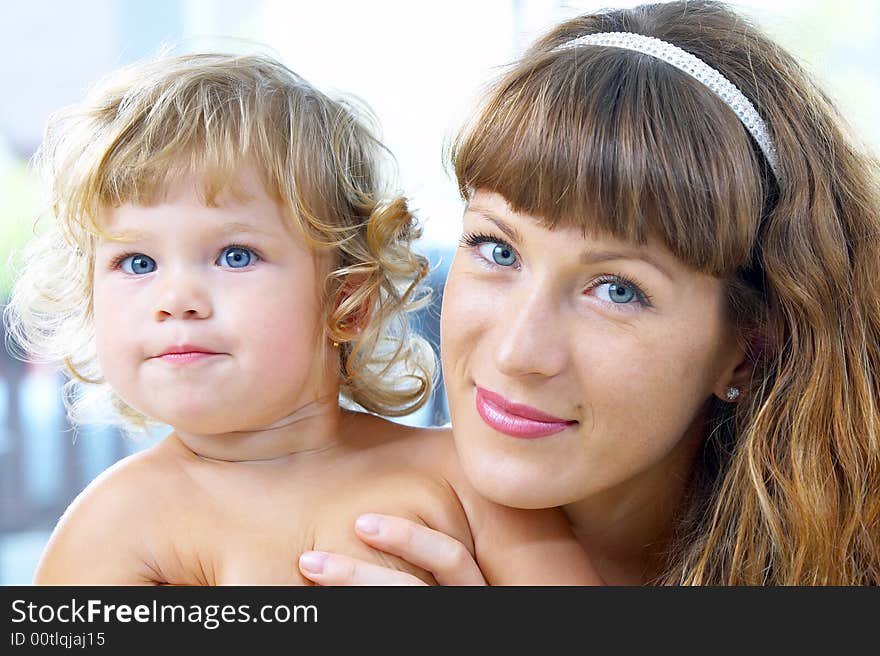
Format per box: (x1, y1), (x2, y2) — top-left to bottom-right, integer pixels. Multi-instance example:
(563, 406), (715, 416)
(475, 386), (576, 439)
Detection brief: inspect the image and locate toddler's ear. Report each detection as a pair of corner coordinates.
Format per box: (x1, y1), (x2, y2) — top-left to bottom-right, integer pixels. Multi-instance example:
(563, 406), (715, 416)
(332, 273), (374, 337)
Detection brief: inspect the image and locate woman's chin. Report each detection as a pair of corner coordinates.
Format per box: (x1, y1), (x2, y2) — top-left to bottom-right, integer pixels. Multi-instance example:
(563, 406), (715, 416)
(462, 454), (577, 510)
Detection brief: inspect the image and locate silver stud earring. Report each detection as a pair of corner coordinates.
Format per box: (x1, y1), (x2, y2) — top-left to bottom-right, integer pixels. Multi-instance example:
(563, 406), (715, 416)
(725, 386), (741, 401)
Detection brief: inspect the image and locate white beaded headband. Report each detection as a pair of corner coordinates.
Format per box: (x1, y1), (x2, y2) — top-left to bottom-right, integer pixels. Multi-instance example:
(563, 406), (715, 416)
(554, 32), (781, 182)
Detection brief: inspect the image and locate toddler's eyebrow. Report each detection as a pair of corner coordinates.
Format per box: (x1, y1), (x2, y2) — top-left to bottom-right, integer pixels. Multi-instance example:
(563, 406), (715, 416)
(103, 230), (147, 243)
(215, 221), (279, 237)
(105, 221), (278, 242)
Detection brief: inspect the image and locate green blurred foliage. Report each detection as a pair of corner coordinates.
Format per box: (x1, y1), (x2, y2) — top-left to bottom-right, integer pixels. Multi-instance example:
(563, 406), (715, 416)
(0, 160), (39, 301)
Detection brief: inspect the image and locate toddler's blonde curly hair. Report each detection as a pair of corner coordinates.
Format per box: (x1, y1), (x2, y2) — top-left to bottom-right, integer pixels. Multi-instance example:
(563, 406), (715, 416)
(4, 52), (435, 432)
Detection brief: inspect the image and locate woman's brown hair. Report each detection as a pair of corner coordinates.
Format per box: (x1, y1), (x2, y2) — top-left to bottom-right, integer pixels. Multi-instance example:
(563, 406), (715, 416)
(452, 0), (880, 584)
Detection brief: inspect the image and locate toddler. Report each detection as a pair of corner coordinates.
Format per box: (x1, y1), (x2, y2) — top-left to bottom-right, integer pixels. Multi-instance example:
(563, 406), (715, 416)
(5, 53), (599, 585)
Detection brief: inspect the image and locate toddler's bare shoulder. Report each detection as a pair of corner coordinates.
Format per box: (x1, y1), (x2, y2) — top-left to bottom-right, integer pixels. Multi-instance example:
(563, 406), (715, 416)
(32, 440), (186, 584)
(60, 439), (180, 524)
(351, 415), (459, 468)
(334, 419), (472, 546)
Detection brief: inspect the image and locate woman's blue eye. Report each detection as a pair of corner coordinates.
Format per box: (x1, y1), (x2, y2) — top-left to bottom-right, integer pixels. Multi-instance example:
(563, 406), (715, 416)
(477, 242), (517, 267)
(596, 282), (637, 304)
(120, 254), (156, 275)
(218, 247), (257, 268)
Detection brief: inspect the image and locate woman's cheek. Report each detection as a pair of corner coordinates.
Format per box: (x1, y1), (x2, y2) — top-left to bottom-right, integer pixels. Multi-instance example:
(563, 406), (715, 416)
(441, 271), (493, 350)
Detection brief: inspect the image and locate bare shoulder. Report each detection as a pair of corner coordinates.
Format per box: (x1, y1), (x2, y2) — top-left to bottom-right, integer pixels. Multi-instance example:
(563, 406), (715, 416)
(33, 437), (185, 584)
(345, 416), (467, 502)
(343, 412), (459, 469)
(336, 414), (472, 551)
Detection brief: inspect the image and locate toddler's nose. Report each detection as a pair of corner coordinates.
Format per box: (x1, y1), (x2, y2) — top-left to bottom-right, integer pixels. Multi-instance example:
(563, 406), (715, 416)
(153, 267), (212, 321)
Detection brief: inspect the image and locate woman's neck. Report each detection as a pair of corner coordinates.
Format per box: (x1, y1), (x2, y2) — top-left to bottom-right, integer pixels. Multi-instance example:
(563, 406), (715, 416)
(562, 413), (706, 584)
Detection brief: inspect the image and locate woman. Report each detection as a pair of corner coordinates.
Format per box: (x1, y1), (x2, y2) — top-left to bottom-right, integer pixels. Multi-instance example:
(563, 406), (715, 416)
(299, 0), (880, 584)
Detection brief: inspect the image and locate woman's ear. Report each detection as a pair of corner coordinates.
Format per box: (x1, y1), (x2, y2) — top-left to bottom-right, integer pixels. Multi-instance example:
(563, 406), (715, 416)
(712, 341), (752, 403)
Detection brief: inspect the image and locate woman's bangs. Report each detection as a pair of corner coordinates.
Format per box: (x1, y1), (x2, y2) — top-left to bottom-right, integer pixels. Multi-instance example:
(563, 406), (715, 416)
(453, 49), (762, 275)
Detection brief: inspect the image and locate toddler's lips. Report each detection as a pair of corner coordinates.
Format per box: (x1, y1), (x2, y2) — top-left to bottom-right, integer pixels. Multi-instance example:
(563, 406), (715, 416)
(153, 344), (224, 364)
(156, 351), (221, 364)
(475, 386), (576, 439)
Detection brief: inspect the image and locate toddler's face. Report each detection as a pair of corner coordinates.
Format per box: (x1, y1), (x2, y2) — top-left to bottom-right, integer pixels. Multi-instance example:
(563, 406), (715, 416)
(93, 166), (333, 434)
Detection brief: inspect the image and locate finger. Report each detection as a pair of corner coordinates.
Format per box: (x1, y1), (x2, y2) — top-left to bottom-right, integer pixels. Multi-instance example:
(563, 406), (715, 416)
(354, 514), (486, 586)
(298, 551), (428, 586)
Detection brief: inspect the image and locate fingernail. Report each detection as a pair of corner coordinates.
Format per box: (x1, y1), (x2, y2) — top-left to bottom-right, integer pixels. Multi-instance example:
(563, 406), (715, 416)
(356, 514), (382, 535)
(299, 551), (328, 574)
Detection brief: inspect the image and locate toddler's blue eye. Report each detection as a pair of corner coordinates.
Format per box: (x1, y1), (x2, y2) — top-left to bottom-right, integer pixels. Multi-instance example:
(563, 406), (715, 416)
(598, 282), (636, 304)
(219, 247), (256, 268)
(120, 254), (156, 275)
(477, 242), (517, 267)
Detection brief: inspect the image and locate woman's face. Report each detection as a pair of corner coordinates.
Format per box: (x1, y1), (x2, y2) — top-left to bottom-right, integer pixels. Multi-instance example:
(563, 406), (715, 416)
(441, 190), (744, 509)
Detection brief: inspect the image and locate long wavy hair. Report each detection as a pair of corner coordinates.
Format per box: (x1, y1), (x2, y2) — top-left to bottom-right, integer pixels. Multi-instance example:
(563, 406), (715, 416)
(451, 1), (880, 584)
(5, 53), (435, 431)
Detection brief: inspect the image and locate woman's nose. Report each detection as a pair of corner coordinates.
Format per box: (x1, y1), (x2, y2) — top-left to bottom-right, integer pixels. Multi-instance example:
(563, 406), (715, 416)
(152, 265), (213, 321)
(493, 287), (567, 378)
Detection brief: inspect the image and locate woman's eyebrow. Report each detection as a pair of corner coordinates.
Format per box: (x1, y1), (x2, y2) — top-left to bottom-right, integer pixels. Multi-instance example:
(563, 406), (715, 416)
(467, 205), (674, 280)
(580, 250), (674, 281)
(466, 207), (523, 243)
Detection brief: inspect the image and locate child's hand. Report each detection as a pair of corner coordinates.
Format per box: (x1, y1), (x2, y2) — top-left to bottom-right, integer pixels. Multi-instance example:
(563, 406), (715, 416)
(298, 513), (487, 586)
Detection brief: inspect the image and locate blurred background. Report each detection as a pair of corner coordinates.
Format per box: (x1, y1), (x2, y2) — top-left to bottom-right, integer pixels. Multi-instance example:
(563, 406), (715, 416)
(1, 0), (877, 584)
